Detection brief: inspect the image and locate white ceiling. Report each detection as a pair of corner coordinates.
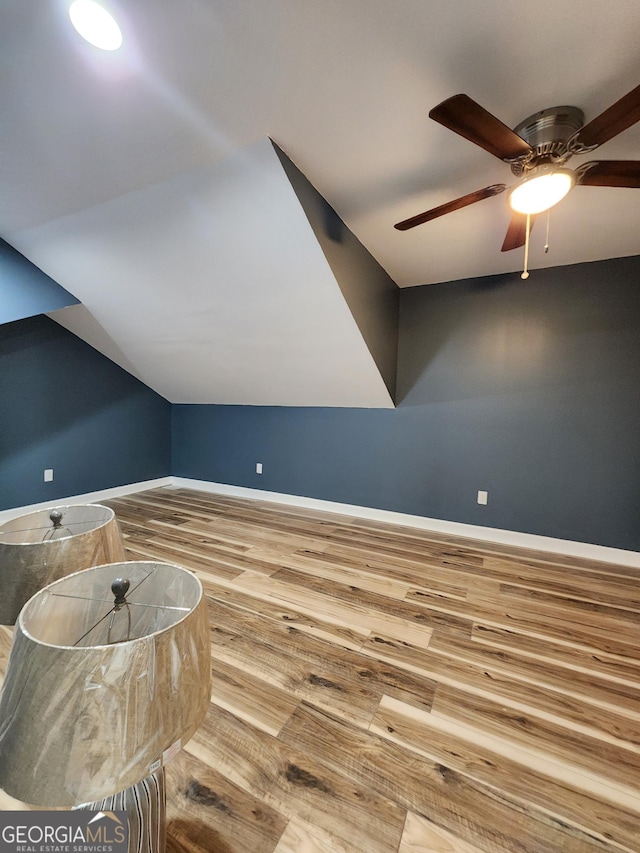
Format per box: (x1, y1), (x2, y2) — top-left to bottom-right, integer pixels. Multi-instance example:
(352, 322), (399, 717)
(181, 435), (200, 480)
(16, 137), (395, 407)
(3, 0), (640, 404)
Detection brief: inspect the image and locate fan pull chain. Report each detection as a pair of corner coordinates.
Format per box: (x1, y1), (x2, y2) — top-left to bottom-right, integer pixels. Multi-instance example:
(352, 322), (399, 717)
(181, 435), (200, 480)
(544, 209), (551, 253)
(521, 213), (531, 280)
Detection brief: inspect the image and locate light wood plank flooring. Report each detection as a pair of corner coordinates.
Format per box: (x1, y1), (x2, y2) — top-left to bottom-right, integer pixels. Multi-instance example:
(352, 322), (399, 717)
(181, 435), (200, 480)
(3, 486), (640, 852)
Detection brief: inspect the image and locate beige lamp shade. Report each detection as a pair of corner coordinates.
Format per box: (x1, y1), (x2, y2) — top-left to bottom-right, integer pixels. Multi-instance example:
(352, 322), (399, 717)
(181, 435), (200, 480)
(0, 561), (211, 807)
(0, 504), (125, 625)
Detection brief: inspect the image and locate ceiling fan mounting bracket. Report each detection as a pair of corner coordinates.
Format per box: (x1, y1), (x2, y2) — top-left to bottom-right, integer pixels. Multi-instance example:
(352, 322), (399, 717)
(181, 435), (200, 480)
(508, 105), (586, 175)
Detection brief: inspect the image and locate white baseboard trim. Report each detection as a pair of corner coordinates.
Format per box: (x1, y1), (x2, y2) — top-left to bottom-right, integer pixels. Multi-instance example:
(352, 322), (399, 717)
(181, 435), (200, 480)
(0, 478), (173, 524)
(170, 477), (640, 568)
(3, 476), (638, 569)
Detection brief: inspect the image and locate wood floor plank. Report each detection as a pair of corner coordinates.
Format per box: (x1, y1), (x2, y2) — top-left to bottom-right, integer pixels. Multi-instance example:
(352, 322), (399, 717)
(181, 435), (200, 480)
(406, 587), (640, 657)
(398, 811), (488, 853)
(230, 570), (436, 649)
(4, 486), (637, 853)
(272, 821), (338, 853)
(144, 533), (284, 577)
(148, 526), (251, 556)
(471, 623), (640, 686)
(124, 539), (247, 580)
(427, 631), (640, 719)
(186, 703), (406, 853)
(271, 566), (472, 635)
(498, 581), (640, 618)
(210, 657), (301, 737)
(279, 702), (615, 853)
(209, 619), (381, 728)
(196, 571), (370, 651)
(269, 552), (412, 600)
(208, 596), (438, 714)
(371, 696), (640, 852)
(430, 683), (640, 791)
(166, 749), (287, 853)
(482, 553), (640, 584)
(360, 632), (640, 747)
(312, 532), (638, 591)
(294, 547), (469, 599)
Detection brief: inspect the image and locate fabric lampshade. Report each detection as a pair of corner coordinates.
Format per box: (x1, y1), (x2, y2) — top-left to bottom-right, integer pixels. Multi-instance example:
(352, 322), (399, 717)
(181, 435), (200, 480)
(0, 504), (125, 625)
(0, 560), (210, 807)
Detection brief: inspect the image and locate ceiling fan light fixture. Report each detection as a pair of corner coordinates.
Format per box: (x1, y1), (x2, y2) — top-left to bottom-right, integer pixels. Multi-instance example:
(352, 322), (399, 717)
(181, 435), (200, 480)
(508, 166), (575, 215)
(69, 0), (123, 50)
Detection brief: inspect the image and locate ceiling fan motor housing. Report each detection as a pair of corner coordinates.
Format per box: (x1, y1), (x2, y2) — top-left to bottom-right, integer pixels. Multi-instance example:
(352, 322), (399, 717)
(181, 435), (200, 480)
(510, 106), (585, 174)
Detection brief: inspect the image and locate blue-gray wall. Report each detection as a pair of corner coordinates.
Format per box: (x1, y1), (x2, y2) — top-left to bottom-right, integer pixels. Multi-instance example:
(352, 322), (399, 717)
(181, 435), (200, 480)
(173, 256), (640, 552)
(0, 239), (79, 324)
(0, 315), (171, 510)
(4, 256), (640, 551)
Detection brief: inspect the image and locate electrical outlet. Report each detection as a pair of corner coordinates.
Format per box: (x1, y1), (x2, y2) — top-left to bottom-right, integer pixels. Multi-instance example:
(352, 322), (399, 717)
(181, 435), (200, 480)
(44, 469), (54, 483)
(256, 462), (263, 474)
(477, 490), (488, 505)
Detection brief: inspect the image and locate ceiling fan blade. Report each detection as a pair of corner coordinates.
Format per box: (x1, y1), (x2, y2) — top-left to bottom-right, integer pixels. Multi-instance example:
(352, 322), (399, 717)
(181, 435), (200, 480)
(501, 213), (536, 252)
(394, 184), (506, 231)
(574, 84), (640, 149)
(429, 94), (533, 161)
(577, 160), (640, 187)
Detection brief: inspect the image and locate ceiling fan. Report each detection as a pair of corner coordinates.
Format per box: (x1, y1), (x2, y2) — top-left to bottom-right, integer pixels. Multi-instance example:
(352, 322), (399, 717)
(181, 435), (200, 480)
(395, 84), (640, 254)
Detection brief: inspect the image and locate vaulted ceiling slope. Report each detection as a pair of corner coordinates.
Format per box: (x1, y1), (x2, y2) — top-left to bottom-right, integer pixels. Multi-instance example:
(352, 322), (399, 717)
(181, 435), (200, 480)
(2, 1), (639, 405)
(19, 137), (397, 406)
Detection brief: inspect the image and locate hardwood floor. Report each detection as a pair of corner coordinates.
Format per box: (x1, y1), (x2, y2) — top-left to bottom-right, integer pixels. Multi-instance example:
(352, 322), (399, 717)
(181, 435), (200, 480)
(3, 486), (640, 852)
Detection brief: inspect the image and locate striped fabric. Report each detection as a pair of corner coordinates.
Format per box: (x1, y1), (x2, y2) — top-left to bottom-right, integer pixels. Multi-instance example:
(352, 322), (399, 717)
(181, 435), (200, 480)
(75, 768), (166, 853)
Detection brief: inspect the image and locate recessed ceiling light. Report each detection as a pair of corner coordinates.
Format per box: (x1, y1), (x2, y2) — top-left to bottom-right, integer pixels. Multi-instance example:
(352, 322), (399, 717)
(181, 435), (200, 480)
(69, 0), (123, 51)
